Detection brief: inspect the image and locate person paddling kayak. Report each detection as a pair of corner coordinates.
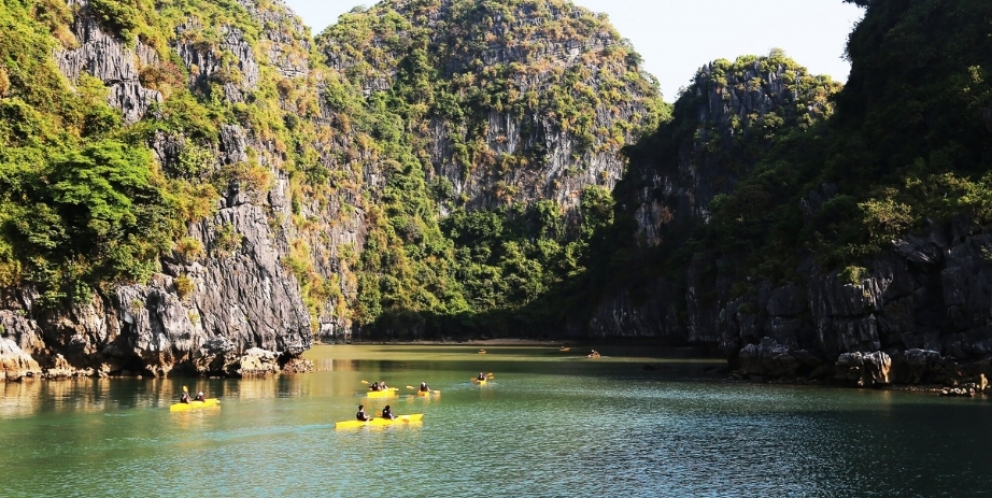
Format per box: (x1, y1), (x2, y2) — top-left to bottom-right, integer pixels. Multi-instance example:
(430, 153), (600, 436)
(381, 405), (395, 420)
(477, 372), (486, 381)
(419, 382), (430, 392)
(193, 391), (206, 402)
(180, 392), (191, 404)
(356, 405), (371, 421)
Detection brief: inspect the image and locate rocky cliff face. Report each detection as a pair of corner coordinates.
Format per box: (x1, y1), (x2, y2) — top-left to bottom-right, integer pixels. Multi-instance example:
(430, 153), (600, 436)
(576, 54), (841, 343)
(621, 55), (840, 245)
(319, 0), (662, 213)
(0, 0), (338, 378)
(720, 218), (992, 390)
(577, 0), (992, 391)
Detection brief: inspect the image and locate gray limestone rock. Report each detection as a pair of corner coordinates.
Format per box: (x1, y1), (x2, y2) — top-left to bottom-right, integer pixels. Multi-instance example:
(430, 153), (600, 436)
(835, 351), (892, 387)
(0, 339), (41, 382)
(56, 15), (161, 123)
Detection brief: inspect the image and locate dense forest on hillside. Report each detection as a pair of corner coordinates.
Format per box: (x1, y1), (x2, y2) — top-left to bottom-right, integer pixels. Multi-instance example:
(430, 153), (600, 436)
(0, 0), (663, 351)
(316, 0), (665, 334)
(611, 0), (992, 296)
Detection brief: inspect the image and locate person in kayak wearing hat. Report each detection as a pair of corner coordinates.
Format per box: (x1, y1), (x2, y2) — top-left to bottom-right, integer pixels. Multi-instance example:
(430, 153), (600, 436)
(381, 405), (395, 420)
(477, 372), (486, 381)
(193, 391), (206, 402)
(419, 382), (430, 392)
(356, 405), (371, 421)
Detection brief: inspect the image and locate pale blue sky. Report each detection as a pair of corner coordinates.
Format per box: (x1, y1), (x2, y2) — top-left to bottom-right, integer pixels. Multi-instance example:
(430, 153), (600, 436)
(283, 0), (864, 101)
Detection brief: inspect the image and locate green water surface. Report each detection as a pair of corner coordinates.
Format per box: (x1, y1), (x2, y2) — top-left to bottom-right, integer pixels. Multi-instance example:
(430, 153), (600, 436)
(1, 345), (990, 497)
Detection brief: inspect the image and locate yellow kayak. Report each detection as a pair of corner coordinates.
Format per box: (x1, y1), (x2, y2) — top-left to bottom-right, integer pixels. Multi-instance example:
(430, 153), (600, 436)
(471, 378), (487, 386)
(335, 413), (424, 430)
(365, 388), (399, 399)
(416, 390), (439, 397)
(169, 399), (220, 412)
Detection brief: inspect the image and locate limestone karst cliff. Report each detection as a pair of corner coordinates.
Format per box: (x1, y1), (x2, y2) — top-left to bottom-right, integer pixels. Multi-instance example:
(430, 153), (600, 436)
(572, 0), (992, 389)
(0, 0), (662, 377)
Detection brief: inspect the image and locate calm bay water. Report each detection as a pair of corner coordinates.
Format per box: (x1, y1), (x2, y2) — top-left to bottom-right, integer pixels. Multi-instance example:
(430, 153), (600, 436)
(1, 345), (990, 497)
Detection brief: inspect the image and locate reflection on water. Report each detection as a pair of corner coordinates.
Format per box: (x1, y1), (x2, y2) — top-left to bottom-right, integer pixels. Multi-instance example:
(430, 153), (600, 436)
(1, 345), (991, 497)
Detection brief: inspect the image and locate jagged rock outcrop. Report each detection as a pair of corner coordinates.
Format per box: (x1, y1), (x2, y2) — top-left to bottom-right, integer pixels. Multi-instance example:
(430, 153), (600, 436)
(42, 354), (74, 379)
(0, 339), (41, 382)
(738, 338), (823, 380)
(175, 23), (260, 102)
(56, 2), (163, 123)
(836, 351), (891, 387)
(190, 347), (283, 376)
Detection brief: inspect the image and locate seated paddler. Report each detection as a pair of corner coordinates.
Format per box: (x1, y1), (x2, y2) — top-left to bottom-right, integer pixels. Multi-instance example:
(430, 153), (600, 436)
(381, 405), (395, 420)
(356, 405), (371, 421)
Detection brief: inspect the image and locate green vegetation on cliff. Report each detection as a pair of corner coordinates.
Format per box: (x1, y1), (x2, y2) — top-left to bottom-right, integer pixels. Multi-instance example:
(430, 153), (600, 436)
(0, 0), (172, 303)
(0, 0), (664, 337)
(317, 0), (665, 333)
(598, 0), (992, 324)
(704, 0), (992, 274)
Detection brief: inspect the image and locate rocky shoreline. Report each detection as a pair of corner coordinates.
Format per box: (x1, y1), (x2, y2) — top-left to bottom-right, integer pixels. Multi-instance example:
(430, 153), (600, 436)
(8, 337), (989, 401)
(0, 337), (313, 382)
(732, 345), (992, 397)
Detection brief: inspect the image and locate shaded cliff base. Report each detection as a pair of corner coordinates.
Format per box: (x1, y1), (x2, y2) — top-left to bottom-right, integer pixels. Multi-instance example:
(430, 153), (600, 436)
(0, 338), (313, 382)
(737, 343), (992, 397)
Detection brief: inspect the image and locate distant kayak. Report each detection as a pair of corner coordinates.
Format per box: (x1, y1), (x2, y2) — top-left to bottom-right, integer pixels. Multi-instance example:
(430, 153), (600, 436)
(365, 388), (399, 399)
(416, 390), (439, 397)
(335, 413), (424, 430)
(169, 399), (220, 412)
(471, 378), (487, 386)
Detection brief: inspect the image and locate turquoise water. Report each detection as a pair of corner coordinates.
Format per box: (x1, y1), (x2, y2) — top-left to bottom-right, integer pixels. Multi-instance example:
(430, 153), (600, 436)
(1, 345), (990, 497)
